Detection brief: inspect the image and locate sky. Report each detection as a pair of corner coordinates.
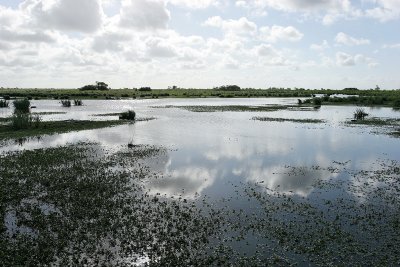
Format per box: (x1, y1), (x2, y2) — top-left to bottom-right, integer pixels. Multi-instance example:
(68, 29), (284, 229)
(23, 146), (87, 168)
(0, 0), (399, 89)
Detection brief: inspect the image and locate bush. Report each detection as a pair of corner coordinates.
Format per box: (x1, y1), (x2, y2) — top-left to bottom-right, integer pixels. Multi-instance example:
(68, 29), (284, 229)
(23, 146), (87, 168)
(119, 110), (136, 121)
(313, 98), (322, 106)
(354, 108), (368, 120)
(392, 99), (400, 109)
(74, 99), (83, 106)
(11, 113), (41, 130)
(61, 100), (71, 107)
(0, 99), (9, 108)
(13, 99), (30, 113)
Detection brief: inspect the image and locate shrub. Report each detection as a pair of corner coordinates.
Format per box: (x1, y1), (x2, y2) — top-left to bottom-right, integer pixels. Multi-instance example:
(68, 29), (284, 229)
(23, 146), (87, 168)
(11, 113), (41, 130)
(61, 100), (71, 107)
(313, 98), (322, 106)
(297, 99), (302, 105)
(354, 108), (368, 120)
(0, 99), (9, 108)
(13, 98), (30, 113)
(119, 110), (136, 121)
(74, 99), (83, 106)
(393, 99), (400, 109)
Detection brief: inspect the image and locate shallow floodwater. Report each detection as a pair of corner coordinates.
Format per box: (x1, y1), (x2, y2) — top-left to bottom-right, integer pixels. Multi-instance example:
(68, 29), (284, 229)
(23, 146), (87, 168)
(1, 98), (399, 265)
(1, 98), (399, 197)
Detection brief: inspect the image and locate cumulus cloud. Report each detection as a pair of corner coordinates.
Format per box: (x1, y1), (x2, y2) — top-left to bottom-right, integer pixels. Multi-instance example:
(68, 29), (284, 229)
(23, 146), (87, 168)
(145, 37), (178, 58)
(168, 0), (216, 9)
(336, 52), (355, 66)
(23, 0), (103, 33)
(203, 16), (257, 36)
(119, 0), (170, 30)
(310, 40), (330, 51)
(0, 28), (55, 43)
(365, 0), (400, 21)
(259, 25), (303, 42)
(335, 32), (370, 46)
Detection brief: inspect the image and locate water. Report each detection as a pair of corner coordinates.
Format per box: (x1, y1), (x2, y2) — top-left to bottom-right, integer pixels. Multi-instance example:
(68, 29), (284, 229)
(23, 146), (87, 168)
(1, 98), (399, 265)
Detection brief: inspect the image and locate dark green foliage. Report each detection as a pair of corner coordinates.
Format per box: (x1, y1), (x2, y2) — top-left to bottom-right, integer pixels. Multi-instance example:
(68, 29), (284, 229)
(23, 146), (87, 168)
(313, 98), (322, 106)
(73, 99), (83, 106)
(393, 99), (400, 109)
(297, 99), (302, 105)
(119, 110), (136, 120)
(80, 81), (109, 91)
(214, 85), (241, 91)
(354, 108), (368, 120)
(13, 98), (30, 113)
(11, 113), (41, 130)
(80, 84), (97, 91)
(61, 100), (71, 107)
(139, 87), (152, 91)
(0, 99), (9, 108)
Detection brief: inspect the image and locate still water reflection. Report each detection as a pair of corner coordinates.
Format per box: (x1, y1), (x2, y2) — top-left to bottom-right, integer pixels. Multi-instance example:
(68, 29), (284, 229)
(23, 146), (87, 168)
(1, 98), (399, 200)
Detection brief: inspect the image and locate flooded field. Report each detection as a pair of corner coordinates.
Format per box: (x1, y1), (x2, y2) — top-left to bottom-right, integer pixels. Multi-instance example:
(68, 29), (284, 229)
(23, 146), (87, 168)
(1, 98), (400, 266)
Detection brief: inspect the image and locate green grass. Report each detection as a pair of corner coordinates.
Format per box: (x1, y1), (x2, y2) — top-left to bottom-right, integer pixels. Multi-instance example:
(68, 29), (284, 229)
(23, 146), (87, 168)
(0, 120), (129, 140)
(347, 117), (400, 126)
(252, 116), (326, 123)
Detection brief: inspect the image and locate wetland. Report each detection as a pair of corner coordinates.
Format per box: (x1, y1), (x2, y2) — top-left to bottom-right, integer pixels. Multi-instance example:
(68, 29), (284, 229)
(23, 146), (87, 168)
(0, 97), (399, 266)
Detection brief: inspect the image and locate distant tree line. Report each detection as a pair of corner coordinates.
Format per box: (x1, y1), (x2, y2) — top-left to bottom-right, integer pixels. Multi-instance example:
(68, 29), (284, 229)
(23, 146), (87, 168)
(213, 85), (241, 91)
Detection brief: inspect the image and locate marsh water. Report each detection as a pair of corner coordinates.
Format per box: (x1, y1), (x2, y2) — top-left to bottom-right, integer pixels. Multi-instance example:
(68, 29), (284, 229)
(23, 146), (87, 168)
(1, 98), (400, 265)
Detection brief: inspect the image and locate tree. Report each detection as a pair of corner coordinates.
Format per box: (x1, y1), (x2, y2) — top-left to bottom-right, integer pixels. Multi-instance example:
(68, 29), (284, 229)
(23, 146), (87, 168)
(96, 81), (109, 90)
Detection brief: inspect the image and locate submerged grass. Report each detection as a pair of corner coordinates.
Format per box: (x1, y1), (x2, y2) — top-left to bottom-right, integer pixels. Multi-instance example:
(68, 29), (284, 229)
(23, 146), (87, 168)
(0, 120), (128, 140)
(252, 116), (326, 123)
(1, 143), (399, 266)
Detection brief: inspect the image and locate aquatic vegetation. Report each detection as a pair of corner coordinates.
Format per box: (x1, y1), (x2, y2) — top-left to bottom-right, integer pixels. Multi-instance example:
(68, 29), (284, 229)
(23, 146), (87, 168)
(0, 99), (9, 108)
(353, 108), (368, 120)
(119, 110), (136, 120)
(252, 116), (325, 123)
(0, 143), (223, 266)
(13, 98), (30, 113)
(154, 105), (289, 112)
(313, 97), (322, 106)
(61, 100), (71, 107)
(0, 120), (128, 140)
(73, 99), (83, 106)
(10, 113), (41, 130)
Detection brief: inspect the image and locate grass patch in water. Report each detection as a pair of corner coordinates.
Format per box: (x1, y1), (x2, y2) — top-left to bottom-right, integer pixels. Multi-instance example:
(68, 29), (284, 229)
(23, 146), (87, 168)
(32, 111), (67, 115)
(153, 105), (290, 112)
(252, 116), (325, 123)
(0, 120), (128, 140)
(347, 117), (400, 126)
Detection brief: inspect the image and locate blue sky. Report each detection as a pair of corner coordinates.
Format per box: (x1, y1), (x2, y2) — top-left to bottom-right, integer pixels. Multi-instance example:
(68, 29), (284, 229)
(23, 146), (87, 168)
(0, 0), (399, 89)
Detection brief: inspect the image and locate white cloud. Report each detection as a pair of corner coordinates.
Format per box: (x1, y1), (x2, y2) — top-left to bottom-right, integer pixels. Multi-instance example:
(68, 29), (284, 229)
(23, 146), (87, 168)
(203, 16), (257, 36)
(168, 0), (216, 9)
(259, 25), (303, 42)
(336, 52), (355, 66)
(365, 0), (400, 21)
(145, 37), (178, 58)
(119, 0), (170, 30)
(23, 0), (104, 33)
(310, 40), (330, 51)
(335, 32), (370, 46)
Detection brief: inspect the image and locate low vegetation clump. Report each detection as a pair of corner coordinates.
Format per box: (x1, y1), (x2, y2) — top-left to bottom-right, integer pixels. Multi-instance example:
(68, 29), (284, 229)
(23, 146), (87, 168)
(61, 100), (71, 107)
(393, 99), (400, 109)
(119, 110), (136, 120)
(0, 120), (128, 140)
(353, 108), (368, 120)
(252, 116), (325, 123)
(0, 99), (9, 108)
(11, 113), (41, 130)
(313, 97), (322, 106)
(13, 98), (30, 113)
(79, 81), (109, 91)
(73, 99), (83, 106)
